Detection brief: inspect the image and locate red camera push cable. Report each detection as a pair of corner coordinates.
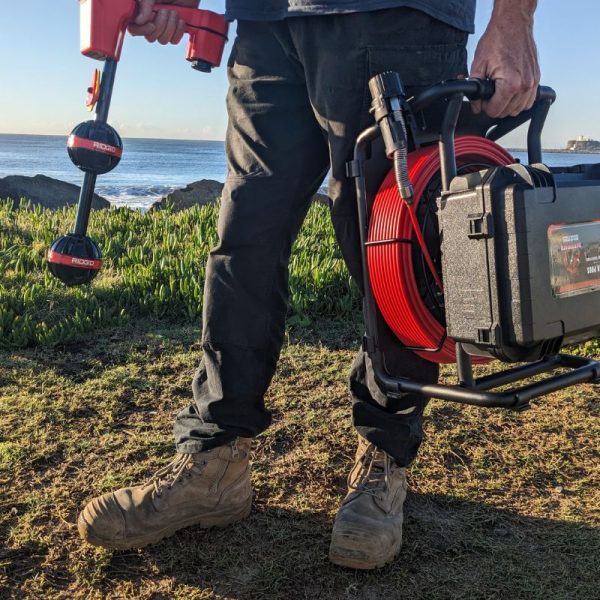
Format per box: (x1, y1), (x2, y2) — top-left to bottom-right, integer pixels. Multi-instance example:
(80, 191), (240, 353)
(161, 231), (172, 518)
(368, 136), (514, 364)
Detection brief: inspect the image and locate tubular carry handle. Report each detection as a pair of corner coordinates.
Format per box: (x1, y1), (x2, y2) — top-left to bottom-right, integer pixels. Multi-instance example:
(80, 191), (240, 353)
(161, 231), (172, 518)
(411, 78), (556, 110)
(411, 78), (557, 167)
(410, 79), (557, 185)
(80, 0), (229, 71)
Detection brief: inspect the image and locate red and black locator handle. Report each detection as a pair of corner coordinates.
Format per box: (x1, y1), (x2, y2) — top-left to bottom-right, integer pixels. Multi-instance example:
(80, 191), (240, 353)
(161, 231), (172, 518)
(80, 0), (228, 71)
(47, 0), (228, 285)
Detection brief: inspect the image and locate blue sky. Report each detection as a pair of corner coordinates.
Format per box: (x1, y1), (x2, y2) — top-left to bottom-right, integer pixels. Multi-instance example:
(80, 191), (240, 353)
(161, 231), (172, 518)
(1, 1), (599, 147)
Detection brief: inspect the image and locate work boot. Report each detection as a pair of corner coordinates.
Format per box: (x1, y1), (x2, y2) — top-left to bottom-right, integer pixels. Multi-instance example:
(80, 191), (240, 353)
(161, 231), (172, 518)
(329, 436), (407, 569)
(78, 438), (252, 550)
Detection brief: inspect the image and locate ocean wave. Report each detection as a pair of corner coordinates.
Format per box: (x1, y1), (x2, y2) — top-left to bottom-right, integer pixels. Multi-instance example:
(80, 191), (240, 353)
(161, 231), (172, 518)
(97, 184), (177, 210)
(108, 198), (159, 211)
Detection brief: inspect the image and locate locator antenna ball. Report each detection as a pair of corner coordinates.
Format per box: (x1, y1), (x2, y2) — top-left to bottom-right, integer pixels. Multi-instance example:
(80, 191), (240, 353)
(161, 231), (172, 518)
(47, 0), (229, 285)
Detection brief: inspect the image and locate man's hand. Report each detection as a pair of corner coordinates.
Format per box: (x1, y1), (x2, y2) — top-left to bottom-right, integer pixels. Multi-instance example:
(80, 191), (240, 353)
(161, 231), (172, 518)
(470, 0), (540, 118)
(128, 0), (199, 45)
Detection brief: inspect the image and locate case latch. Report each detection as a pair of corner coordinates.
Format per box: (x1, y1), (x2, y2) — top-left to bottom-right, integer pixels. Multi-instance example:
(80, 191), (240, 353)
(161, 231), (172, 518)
(467, 212), (494, 239)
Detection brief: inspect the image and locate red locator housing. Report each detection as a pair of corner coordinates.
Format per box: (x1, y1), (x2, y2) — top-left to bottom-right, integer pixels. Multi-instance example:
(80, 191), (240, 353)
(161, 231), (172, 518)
(79, 0), (229, 68)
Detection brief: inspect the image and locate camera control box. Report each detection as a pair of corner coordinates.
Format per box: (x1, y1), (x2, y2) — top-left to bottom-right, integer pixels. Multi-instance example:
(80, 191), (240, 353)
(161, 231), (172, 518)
(439, 162), (600, 362)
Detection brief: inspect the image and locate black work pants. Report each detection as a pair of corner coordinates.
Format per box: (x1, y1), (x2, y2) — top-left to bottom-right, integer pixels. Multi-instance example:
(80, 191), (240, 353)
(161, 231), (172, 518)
(174, 8), (468, 466)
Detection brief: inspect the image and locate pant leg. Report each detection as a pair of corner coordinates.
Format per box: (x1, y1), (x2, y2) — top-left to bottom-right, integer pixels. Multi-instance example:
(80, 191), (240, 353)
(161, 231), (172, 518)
(289, 8), (469, 465)
(174, 21), (330, 452)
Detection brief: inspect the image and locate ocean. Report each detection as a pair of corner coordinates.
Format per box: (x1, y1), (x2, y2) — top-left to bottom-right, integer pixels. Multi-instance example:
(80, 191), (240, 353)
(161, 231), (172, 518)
(0, 134), (227, 211)
(2, 133), (600, 210)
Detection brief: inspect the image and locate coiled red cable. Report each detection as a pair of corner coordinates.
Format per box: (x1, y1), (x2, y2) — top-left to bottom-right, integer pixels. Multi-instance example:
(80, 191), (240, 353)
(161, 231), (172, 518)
(367, 136), (514, 363)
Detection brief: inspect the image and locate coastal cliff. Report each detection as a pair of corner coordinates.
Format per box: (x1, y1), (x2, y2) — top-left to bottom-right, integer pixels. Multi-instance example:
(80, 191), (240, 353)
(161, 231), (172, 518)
(566, 137), (600, 153)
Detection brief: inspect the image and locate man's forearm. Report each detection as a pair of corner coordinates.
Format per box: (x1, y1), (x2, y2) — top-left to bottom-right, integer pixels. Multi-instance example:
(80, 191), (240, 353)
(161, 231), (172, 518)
(490, 0), (538, 26)
(470, 0), (540, 118)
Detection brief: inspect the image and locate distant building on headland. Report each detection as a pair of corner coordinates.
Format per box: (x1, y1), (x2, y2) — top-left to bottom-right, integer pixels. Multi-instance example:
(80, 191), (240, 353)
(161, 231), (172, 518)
(566, 135), (600, 153)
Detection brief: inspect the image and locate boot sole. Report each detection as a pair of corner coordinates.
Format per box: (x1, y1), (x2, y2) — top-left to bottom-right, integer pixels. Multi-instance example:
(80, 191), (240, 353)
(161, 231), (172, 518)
(328, 547), (400, 570)
(78, 498), (252, 551)
(328, 534), (403, 570)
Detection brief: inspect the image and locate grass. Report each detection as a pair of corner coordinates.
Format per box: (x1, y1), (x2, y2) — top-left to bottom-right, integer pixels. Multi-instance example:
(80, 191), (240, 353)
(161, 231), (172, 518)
(1, 318), (599, 599)
(1, 199), (599, 598)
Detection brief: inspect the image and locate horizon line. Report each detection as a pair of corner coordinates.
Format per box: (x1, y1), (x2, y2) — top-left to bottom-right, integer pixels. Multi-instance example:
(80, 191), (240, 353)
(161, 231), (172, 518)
(0, 132), (226, 143)
(0, 132), (583, 153)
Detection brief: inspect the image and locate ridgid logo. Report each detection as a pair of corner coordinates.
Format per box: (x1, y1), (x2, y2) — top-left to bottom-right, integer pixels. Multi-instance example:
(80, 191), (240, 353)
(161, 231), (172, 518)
(68, 135), (122, 157)
(93, 141), (118, 155)
(47, 250), (102, 270)
(71, 257), (97, 267)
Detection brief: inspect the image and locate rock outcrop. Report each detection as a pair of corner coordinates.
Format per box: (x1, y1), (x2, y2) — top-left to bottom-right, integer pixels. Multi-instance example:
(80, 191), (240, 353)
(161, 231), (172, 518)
(152, 179), (332, 211)
(0, 174), (109, 209)
(152, 179), (224, 211)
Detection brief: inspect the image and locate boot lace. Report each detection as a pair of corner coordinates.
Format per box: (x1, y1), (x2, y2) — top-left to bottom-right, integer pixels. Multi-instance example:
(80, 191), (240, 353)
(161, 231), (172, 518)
(348, 444), (391, 499)
(148, 453), (200, 497)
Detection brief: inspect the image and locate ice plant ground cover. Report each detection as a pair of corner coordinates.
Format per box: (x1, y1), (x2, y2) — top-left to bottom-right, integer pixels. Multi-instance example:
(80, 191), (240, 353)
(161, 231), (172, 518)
(0, 199), (359, 348)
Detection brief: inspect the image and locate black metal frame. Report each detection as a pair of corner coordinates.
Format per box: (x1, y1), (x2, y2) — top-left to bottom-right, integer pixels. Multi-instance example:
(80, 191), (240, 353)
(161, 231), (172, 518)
(351, 78), (600, 410)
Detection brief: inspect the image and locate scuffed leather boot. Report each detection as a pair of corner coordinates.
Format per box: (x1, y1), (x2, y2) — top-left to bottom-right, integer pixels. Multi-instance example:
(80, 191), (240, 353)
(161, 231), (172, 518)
(78, 438), (252, 550)
(329, 436), (407, 569)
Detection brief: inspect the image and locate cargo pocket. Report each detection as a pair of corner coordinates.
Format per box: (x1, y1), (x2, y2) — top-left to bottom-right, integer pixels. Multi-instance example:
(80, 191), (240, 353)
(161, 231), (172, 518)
(366, 42), (468, 93)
